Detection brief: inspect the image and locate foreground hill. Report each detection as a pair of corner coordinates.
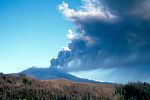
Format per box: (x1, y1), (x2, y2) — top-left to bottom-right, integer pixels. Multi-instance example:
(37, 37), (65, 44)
(18, 67), (109, 84)
(0, 73), (114, 100)
(0, 73), (150, 100)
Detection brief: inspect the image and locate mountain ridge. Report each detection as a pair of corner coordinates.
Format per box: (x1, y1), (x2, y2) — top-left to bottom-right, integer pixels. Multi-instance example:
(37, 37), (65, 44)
(16, 67), (110, 84)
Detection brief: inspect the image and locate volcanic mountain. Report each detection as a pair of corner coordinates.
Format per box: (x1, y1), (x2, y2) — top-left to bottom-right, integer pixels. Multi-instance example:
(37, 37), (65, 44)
(18, 67), (107, 84)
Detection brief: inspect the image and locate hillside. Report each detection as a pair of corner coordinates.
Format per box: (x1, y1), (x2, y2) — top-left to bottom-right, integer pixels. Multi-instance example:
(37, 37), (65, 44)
(1, 73), (150, 100)
(18, 67), (109, 84)
(0, 73), (114, 100)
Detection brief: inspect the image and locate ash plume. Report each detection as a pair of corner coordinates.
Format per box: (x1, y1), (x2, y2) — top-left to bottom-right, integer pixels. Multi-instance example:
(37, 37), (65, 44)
(50, 0), (150, 72)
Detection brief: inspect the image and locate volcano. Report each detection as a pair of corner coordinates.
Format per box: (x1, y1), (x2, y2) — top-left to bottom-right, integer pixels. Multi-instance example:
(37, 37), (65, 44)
(18, 67), (109, 84)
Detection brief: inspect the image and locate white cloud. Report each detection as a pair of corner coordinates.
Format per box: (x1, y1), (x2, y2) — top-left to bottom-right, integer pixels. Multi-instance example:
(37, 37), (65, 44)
(66, 29), (75, 40)
(58, 1), (117, 22)
(58, 1), (75, 19)
(67, 29), (94, 45)
(62, 46), (71, 51)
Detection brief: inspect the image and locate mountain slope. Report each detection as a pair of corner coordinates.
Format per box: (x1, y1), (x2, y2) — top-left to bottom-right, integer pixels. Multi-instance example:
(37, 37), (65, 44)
(19, 67), (108, 84)
(0, 73), (114, 100)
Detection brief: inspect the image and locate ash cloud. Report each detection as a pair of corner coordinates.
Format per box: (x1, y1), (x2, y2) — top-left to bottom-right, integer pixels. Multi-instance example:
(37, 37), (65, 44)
(50, 0), (150, 72)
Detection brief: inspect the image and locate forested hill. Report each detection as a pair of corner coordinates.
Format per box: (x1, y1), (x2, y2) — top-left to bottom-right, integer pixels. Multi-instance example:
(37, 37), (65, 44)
(0, 73), (150, 100)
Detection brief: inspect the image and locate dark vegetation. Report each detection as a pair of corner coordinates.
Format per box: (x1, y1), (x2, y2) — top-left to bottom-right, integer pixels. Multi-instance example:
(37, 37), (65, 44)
(0, 73), (150, 100)
(114, 82), (150, 100)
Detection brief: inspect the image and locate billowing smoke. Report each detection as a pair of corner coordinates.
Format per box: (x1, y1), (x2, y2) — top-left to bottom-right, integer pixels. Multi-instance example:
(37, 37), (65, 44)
(50, 0), (150, 72)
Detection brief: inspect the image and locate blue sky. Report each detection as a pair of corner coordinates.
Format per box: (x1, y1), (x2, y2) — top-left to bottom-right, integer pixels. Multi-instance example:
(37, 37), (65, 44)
(0, 0), (80, 73)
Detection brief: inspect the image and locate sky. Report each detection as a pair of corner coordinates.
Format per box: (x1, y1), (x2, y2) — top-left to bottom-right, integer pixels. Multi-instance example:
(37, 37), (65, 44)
(0, 0), (150, 83)
(0, 0), (80, 73)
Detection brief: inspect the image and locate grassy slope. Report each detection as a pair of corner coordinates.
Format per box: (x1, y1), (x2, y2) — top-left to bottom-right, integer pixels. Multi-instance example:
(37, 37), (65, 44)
(1, 73), (150, 100)
(0, 73), (114, 100)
